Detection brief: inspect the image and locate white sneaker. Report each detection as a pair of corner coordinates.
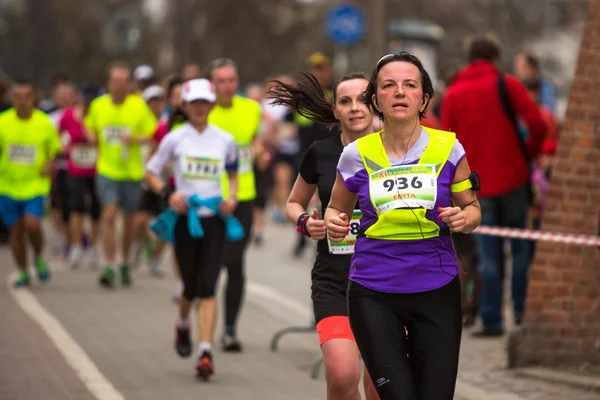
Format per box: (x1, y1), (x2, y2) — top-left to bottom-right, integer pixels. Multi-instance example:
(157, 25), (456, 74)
(172, 281), (183, 304)
(53, 236), (67, 256)
(68, 246), (83, 269)
(148, 258), (166, 278)
(88, 247), (100, 270)
(129, 243), (143, 269)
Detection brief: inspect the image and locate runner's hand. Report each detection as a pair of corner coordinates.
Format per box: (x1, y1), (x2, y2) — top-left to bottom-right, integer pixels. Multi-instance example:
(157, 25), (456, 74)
(169, 192), (188, 214)
(256, 151), (271, 172)
(40, 162), (53, 176)
(306, 208), (326, 240)
(327, 213), (349, 243)
(219, 198), (237, 216)
(121, 134), (135, 145)
(438, 206), (467, 233)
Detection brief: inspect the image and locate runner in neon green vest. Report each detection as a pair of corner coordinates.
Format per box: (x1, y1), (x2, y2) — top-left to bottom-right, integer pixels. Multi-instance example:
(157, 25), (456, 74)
(206, 58), (269, 352)
(325, 52), (482, 400)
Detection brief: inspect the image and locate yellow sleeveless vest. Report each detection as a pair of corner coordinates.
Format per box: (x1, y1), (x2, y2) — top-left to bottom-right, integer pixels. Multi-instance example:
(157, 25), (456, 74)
(356, 127), (455, 240)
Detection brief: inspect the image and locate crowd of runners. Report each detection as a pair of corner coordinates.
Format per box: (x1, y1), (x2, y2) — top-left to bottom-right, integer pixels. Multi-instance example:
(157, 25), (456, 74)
(0, 33), (558, 399)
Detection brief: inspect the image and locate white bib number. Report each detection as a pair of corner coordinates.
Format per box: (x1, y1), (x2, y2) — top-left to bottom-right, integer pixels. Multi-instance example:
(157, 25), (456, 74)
(369, 164), (437, 213)
(8, 144), (37, 165)
(71, 145), (97, 168)
(328, 209), (362, 255)
(238, 145), (253, 174)
(103, 126), (131, 145)
(181, 156), (223, 181)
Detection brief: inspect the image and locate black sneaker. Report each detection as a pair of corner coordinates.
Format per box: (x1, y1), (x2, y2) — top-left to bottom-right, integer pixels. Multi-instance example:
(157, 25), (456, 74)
(222, 334), (243, 353)
(175, 323), (192, 358)
(98, 267), (115, 288)
(120, 264), (132, 287)
(471, 328), (504, 338)
(195, 351), (214, 379)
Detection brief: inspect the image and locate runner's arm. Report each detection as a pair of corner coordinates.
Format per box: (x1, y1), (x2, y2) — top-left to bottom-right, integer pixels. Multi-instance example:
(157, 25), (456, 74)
(287, 175), (318, 224)
(325, 173), (358, 226)
(449, 157), (481, 234)
(145, 133), (175, 194)
(226, 170), (238, 201)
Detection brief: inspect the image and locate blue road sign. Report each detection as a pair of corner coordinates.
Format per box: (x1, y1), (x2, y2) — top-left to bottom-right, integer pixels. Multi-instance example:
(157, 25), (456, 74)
(325, 4), (366, 46)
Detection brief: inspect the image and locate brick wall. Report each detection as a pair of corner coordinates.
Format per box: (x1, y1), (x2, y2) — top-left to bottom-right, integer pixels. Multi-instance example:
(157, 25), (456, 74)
(514, 0), (600, 367)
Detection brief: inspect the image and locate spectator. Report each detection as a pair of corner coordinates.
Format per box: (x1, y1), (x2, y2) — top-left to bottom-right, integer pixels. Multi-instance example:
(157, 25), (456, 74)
(441, 34), (546, 337)
(182, 64), (201, 81)
(514, 52), (556, 113)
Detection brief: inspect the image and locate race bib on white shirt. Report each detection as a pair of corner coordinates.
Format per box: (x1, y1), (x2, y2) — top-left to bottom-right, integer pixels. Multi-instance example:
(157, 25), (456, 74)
(369, 164), (437, 213)
(180, 155), (223, 181)
(328, 209), (362, 255)
(8, 144), (37, 165)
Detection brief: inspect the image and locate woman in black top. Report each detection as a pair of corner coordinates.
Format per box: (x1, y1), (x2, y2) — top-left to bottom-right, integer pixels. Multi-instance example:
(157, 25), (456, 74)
(268, 73), (379, 400)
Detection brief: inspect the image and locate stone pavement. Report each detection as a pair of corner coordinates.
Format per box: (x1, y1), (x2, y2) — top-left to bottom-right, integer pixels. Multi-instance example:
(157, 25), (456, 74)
(1, 221), (599, 399)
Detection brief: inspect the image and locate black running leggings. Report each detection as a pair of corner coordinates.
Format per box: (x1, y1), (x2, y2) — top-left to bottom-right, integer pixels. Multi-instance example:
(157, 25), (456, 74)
(222, 200), (254, 331)
(348, 277), (462, 400)
(174, 216), (226, 300)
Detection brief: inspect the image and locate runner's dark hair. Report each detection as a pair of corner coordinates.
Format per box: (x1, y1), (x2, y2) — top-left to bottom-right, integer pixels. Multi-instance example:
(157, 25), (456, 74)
(166, 76), (187, 131)
(366, 51), (434, 120)
(267, 72), (368, 126)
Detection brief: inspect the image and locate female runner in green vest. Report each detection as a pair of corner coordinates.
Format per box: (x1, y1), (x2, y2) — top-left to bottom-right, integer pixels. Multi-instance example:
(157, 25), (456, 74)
(268, 72), (379, 400)
(326, 52), (482, 399)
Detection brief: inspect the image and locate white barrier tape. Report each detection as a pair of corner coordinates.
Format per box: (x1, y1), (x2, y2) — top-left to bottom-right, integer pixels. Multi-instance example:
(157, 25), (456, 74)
(474, 226), (600, 247)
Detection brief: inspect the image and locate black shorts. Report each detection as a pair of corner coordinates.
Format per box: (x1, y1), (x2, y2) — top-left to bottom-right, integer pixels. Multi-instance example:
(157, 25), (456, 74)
(174, 215), (226, 300)
(137, 188), (168, 216)
(253, 163), (273, 210)
(276, 152), (297, 170)
(222, 200), (254, 265)
(67, 175), (101, 221)
(311, 252), (351, 324)
(50, 169), (70, 222)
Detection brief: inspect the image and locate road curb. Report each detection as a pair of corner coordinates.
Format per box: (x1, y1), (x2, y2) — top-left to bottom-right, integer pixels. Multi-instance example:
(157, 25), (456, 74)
(515, 367), (600, 394)
(454, 379), (526, 400)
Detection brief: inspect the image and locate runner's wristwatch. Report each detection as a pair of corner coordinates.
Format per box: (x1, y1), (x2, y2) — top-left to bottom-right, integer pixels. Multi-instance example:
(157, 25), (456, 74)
(296, 213), (311, 237)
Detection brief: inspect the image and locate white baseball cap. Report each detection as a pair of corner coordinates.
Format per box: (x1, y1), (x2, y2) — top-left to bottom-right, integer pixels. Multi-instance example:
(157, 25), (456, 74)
(134, 64), (154, 81)
(142, 85), (165, 102)
(181, 79), (216, 103)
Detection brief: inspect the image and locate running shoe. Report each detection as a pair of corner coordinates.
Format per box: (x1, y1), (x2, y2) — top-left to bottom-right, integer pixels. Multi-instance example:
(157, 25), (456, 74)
(98, 267), (115, 288)
(120, 264), (132, 287)
(222, 334), (243, 353)
(68, 246), (83, 269)
(271, 210), (287, 224)
(172, 281), (183, 304)
(195, 351), (214, 379)
(148, 258), (166, 278)
(88, 247), (100, 270)
(175, 323), (192, 358)
(35, 258), (51, 283)
(13, 270), (30, 288)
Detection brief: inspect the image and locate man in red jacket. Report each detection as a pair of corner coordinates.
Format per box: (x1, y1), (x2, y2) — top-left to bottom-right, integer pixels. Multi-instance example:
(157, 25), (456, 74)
(441, 35), (546, 337)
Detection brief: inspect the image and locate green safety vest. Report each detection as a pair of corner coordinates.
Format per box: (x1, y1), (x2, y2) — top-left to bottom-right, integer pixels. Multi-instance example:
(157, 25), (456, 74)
(356, 126), (471, 240)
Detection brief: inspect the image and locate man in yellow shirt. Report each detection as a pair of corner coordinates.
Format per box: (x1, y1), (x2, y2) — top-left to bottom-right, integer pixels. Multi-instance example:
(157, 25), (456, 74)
(0, 80), (61, 287)
(206, 58), (266, 352)
(85, 61), (157, 288)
